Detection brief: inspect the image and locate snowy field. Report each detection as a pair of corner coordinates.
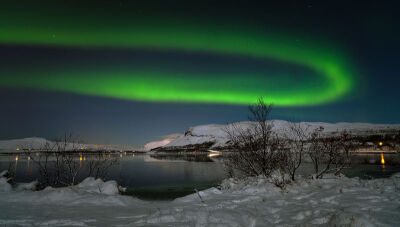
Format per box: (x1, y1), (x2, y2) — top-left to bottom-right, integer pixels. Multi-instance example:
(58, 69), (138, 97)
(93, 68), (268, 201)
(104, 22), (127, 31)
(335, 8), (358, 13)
(1, 170), (400, 226)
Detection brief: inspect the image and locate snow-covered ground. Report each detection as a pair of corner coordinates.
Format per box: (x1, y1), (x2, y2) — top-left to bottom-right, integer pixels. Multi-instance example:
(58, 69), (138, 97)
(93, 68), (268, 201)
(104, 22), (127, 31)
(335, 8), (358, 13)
(161, 120), (400, 150)
(143, 134), (182, 151)
(1, 169), (400, 226)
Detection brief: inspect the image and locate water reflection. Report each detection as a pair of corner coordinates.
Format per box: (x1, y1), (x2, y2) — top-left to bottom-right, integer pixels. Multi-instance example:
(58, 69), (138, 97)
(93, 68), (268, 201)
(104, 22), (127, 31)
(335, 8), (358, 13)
(14, 155), (18, 175)
(208, 153), (221, 158)
(27, 156), (32, 177)
(150, 153), (217, 162)
(0, 153), (226, 189)
(351, 152), (399, 165)
(1, 152), (400, 189)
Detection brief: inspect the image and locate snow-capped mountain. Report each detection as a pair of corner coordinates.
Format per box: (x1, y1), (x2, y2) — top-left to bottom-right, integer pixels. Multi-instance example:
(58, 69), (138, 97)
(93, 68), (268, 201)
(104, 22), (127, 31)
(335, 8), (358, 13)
(154, 120), (400, 151)
(0, 137), (133, 153)
(0, 137), (52, 153)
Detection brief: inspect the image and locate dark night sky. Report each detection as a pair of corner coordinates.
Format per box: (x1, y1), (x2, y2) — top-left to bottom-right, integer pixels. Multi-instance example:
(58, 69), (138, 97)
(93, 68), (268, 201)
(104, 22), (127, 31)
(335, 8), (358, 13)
(0, 0), (399, 147)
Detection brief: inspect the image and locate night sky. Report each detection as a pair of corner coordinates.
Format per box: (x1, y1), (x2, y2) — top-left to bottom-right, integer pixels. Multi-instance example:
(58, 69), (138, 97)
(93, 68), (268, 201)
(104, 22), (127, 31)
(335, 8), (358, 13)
(0, 1), (399, 147)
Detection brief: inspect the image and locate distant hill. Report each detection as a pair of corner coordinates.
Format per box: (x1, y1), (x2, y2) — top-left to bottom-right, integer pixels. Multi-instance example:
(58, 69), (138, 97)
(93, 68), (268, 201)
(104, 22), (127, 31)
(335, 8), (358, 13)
(0, 137), (133, 153)
(152, 120), (400, 151)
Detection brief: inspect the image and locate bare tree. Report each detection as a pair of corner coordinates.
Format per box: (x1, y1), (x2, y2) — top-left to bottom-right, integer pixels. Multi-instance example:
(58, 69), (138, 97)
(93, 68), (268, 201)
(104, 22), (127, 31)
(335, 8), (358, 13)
(224, 97), (355, 187)
(24, 134), (117, 188)
(308, 128), (353, 179)
(224, 98), (279, 177)
(394, 130), (400, 153)
(224, 98), (295, 188)
(283, 122), (310, 181)
(87, 153), (118, 180)
(332, 130), (354, 175)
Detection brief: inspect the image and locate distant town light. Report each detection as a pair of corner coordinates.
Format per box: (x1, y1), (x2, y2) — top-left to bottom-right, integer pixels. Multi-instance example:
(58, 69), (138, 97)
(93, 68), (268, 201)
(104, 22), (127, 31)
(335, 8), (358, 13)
(379, 142), (383, 146)
(208, 153), (220, 158)
(16, 147), (20, 151)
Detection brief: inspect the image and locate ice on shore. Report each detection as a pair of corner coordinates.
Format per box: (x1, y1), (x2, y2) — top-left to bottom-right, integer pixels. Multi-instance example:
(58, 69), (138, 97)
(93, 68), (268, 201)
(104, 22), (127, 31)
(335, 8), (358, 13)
(16, 181), (38, 191)
(0, 178), (12, 192)
(75, 177), (120, 196)
(1, 170), (400, 226)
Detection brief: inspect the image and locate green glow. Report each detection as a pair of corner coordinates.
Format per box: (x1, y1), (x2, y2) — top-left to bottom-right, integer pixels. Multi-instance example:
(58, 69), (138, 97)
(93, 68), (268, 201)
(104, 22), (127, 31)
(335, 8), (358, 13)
(0, 12), (356, 106)
(1, 69), (333, 106)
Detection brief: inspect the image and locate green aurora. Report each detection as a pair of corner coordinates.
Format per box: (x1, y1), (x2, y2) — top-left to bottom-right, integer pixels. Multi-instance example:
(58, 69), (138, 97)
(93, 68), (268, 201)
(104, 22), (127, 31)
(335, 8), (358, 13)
(0, 8), (357, 106)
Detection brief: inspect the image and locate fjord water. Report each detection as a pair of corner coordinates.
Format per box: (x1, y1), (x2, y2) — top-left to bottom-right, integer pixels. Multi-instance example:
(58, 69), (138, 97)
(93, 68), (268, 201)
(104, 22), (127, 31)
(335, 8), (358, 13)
(0, 153), (227, 200)
(1, 153), (400, 200)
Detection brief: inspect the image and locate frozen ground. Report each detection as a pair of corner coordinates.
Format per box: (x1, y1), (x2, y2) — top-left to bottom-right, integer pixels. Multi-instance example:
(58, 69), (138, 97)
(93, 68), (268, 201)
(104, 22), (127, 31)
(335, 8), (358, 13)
(1, 169), (400, 226)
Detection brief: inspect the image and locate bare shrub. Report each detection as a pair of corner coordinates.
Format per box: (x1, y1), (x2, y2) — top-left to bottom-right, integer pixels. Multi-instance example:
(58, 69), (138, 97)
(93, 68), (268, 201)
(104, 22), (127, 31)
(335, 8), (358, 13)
(308, 128), (354, 179)
(394, 130), (400, 153)
(283, 122), (310, 181)
(224, 98), (278, 177)
(87, 152), (118, 180)
(2, 163), (16, 186)
(270, 146), (292, 189)
(224, 98), (357, 186)
(24, 134), (117, 188)
(224, 98), (291, 188)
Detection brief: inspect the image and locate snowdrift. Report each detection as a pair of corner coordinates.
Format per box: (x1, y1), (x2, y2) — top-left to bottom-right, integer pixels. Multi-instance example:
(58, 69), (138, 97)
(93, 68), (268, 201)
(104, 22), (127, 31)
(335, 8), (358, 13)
(1, 169), (400, 226)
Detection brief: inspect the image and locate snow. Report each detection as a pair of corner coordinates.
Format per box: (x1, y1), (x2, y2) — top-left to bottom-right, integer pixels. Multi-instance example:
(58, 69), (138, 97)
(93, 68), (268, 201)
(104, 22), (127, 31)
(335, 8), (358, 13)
(16, 181), (38, 191)
(162, 120), (400, 149)
(144, 139), (174, 151)
(0, 137), (51, 152)
(164, 123), (232, 148)
(0, 171), (12, 192)
(143, 133), (182, 150)
(75, 177), (120, 196)
(0, 170), (8, 177)
(3, 121), (399, 153)
(0, 137), (134, 153)
(0, 177), (12, 192)
(1, 170), (400, 226)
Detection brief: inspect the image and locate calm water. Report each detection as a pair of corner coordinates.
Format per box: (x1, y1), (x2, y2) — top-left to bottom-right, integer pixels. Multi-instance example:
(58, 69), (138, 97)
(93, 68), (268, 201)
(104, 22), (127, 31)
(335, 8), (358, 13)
(0, 153), (227, 200)
(1, 152), (399, 200)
